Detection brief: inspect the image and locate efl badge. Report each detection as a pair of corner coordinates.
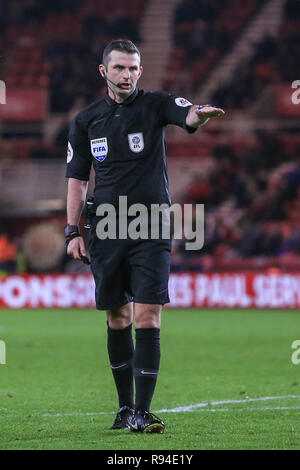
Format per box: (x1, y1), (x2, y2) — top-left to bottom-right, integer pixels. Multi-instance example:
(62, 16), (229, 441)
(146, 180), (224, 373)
(175, 97), (193, 107)
(90, 137), (108, 162)
(128, 133), (144, 153)
(67, 141), (73, 163)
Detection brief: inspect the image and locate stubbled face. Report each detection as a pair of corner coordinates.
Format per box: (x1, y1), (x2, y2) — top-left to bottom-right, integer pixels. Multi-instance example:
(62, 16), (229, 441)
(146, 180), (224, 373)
(99, 50), (143, 102)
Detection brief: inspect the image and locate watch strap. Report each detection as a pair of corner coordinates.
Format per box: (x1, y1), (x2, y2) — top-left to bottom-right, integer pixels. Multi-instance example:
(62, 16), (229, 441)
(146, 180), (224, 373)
(64, 225), (80, 238)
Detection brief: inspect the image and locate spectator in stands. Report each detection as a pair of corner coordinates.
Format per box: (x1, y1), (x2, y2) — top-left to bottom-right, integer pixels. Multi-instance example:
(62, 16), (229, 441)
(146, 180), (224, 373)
(109, 9), (141, 43)
(0, 232), (17, 274)
(251, 35), (278, 64)
(284, 0), (300, 19)
(185, 19), (208, 59)
(43, 0), (80, 13)
(255, 129), (284, 170)
(193, 0), (217, 22)
(50, 82), (75, 113)
(0, 140), (15, 163)
(280, 225), (300, 255)
(82, 10), (110, 39)
(173, 0), (198, 25)
(29, 143), (57, 160)
(211, 0), (300, 109)
(55, 117), (70, 155)
(21, 0), (45, 24)
(276, 160), (300, 205)
(186, 172), (214, 205)
(173, 0), (217, 53)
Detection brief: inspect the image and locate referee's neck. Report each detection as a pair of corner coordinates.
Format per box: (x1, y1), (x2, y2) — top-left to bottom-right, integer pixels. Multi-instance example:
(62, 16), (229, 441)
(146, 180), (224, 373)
(107, 88), (136, 104)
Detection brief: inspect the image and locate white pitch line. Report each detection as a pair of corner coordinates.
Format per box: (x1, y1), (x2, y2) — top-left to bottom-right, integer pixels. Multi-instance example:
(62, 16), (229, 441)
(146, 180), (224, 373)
(184, 406), (300, 413)
(40, 395), (300, 418)
(155, 394), (300, 413)
(42, 404), (300, 418)
(1, 395), (300, 419)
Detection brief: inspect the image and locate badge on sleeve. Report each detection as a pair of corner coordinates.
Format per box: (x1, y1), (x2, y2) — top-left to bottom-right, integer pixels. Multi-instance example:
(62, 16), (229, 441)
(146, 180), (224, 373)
(175, 97), (193, 107)
(90, 137), (108, 162)
(128, 133), (144, 153)
(67, 141), (73, 163)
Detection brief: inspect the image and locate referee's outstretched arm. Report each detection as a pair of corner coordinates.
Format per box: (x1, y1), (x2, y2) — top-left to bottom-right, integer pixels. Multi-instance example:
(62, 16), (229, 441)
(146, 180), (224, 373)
(66, 178), (88, 260)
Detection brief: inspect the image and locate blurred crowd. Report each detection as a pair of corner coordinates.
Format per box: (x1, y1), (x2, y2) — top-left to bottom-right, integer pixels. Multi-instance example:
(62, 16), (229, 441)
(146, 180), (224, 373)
(0, 232), (18, 275)
(171, 130), (300, 271)
(163, 0), (260, 93)
(172, 0), (231, 59)
(164, 0), (300, 100)
(1, 0), (142, 112)
(213, 0), (300, 109)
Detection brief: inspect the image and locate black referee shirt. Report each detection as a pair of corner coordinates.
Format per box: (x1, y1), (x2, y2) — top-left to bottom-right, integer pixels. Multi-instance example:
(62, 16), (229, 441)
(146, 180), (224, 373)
(66, 88), (196, 208)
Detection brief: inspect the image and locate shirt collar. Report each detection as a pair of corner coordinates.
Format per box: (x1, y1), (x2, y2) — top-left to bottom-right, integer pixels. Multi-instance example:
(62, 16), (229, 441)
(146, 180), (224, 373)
(104, 88), (139, 106)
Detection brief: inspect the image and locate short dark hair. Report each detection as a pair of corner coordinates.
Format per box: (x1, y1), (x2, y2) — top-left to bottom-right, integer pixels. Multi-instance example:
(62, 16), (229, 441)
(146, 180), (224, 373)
(102, 39), (141, 68)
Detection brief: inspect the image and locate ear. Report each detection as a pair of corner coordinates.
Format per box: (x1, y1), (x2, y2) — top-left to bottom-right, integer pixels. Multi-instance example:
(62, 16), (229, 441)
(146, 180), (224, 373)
(138, 65), (143, 79)
(99, 64), (106, 78)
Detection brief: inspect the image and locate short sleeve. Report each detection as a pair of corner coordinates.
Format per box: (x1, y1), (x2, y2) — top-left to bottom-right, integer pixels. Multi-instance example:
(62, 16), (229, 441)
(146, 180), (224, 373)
(65, 115), (92, 181)
(160, 93), (197, 134)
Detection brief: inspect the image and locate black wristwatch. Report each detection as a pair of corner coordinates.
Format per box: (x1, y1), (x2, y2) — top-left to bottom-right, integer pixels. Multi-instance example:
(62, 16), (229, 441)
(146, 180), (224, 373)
(64, 225), (80, 238)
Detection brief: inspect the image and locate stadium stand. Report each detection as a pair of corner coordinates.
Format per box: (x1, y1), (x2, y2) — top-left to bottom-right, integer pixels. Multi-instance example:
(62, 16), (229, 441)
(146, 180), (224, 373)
(2, 0), (145, 107)
(163, 0), (300, 272)
(162, 0), (262, 94)
(211, 0), (300, 109)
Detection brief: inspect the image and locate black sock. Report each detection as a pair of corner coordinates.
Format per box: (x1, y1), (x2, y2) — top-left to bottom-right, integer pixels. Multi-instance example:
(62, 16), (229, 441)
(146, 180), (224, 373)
(134, 328), (161, 413)
(107, 323), (134, 409)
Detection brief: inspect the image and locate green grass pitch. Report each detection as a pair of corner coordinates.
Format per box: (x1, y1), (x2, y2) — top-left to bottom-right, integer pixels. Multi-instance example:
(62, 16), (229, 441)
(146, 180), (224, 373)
(0, 308), (300, 450)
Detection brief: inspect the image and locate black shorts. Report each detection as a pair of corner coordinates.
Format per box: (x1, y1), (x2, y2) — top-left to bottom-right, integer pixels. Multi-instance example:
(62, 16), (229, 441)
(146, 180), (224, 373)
(88, 219), (171, 310)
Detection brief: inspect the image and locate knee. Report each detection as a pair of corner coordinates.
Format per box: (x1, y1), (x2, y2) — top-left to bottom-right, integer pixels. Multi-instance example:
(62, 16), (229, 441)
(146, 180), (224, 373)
(107, 303), (133, 329)
(134, 304), (161, 329)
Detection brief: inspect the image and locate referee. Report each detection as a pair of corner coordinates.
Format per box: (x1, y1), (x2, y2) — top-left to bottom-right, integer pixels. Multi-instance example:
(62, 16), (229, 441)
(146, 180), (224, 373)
(65, 39), (224, 433)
